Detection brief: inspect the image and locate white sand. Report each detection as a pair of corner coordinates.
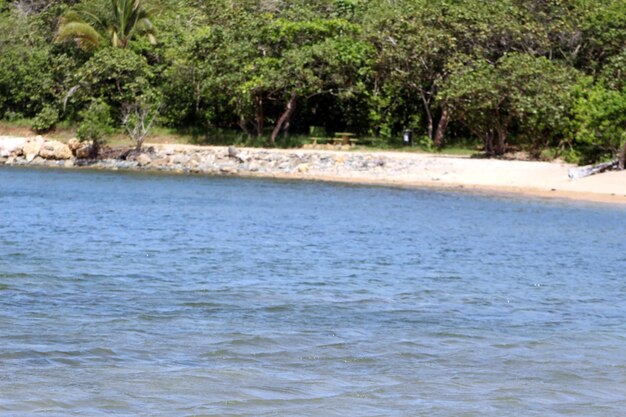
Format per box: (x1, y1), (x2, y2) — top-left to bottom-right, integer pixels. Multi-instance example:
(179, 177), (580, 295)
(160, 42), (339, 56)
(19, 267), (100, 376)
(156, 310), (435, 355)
(152, 144), (626, 205)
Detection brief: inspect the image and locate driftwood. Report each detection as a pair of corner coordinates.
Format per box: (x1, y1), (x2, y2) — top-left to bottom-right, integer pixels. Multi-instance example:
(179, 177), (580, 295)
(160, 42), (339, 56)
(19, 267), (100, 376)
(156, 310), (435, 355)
(568, 159), (618, 180)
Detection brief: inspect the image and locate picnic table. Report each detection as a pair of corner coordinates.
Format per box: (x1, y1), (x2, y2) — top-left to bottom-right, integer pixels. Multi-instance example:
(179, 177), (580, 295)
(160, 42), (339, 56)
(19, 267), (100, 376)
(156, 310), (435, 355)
(333, 132), (356, 145)
(309, 137), (328, 145)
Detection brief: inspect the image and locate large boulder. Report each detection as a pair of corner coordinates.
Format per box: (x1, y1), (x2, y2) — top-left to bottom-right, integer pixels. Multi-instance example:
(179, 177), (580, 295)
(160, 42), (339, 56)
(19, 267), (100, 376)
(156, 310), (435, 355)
(22, 136), (45, 162)
(0, 137), (27, 157)
(39, 140), (72, 160)
(67, 138), (82, 153)
(74, 140), (96, 159)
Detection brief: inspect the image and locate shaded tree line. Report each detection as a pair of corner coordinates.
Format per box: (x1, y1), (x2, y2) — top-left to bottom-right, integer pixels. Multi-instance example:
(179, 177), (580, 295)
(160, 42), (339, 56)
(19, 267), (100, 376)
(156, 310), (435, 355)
(2, 0), (626, 164)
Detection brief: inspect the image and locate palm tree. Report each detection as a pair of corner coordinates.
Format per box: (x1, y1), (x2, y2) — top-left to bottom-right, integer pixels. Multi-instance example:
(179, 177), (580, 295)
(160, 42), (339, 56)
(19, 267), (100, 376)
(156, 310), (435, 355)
(56, 0), (156, 50)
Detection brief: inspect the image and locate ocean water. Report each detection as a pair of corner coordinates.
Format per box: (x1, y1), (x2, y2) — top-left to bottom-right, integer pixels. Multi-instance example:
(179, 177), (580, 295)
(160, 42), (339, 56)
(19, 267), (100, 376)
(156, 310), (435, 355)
(0, 166), (625, 416)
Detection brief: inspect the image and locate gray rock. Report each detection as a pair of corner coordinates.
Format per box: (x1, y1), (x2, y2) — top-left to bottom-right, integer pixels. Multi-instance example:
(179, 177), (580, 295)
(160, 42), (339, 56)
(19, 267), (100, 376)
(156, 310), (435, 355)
(247, 162), (261, 172)
(170, 153), (189, 165)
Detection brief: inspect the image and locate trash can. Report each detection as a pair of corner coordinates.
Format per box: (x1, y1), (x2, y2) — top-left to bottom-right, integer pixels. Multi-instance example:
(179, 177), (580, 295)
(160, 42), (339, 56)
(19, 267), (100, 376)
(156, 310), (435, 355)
(403, 129), (413, 146)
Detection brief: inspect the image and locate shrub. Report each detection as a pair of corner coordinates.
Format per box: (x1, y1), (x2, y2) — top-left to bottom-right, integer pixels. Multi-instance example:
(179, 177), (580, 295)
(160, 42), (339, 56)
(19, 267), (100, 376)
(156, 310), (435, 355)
(31, 105), (59, 133)
(77, 100), (114, 142)
(77, 100), (114, 157)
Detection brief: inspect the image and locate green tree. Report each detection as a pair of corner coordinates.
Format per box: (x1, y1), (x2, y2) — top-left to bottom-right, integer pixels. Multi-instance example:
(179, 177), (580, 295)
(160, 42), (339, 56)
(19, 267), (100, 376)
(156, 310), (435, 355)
(571, 82), (626, 167)
(441, 53), (579, 155)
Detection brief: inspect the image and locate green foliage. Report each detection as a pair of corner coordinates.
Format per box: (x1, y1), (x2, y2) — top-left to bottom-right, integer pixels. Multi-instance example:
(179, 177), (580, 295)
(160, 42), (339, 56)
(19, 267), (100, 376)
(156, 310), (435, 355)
(31, 104), (59, 133)
(570, 82), (626, 163)
(56, 0), (157, 50)
(77, 99), (114, 143)
(74, 47), (153, 109)
(440, 53), (580, 154)
(0, 0), (625, 160)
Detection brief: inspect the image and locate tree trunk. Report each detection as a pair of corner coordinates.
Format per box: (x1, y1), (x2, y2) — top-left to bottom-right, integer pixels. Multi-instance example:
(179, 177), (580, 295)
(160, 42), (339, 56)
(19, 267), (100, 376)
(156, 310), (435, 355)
(270, 92), (298, 145)
(238, 116), (252, 136)
(433, 108), (450, 148)
(495, 128), (507, 155)
(420, 91), (433, 140)
(484, 130), (494, 155)
(617, 139), (626, 170)
(255, 95), (264, 137)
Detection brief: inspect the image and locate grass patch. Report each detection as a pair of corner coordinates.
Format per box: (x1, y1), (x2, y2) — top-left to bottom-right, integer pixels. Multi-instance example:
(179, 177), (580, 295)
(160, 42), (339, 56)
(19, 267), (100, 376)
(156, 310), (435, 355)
(0, 119), (481, 155)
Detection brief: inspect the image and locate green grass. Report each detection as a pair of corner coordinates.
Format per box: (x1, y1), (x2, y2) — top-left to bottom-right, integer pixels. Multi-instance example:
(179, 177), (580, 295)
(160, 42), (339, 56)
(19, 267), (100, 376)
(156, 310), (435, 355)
(0, 118), (483, 155)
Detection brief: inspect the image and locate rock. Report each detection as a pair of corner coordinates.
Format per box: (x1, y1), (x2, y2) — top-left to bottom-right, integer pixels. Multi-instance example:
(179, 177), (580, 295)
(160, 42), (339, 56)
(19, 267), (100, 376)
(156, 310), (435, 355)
(67, 138), (81, 152)
(238, 150), (250, 162)
(6, 156), (16, 165)
(39, 140), (72, 160)
(23, 136), (45, 162)
(278, 162), (291, 171)
(75, 143), (95, 159)
(63, 159), (74, 168)
(170, 153), (189, 165)
(136, 153), (152, 166)
(297, 163), (310, 173)
(151, 158), (168, 168)
(220, 167), (237, 174)
(0, 137), (27, 157)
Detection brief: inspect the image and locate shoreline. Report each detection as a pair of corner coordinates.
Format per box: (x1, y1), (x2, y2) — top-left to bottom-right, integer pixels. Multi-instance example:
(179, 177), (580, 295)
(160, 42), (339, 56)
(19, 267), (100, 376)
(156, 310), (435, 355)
(2, 136), (626, 205)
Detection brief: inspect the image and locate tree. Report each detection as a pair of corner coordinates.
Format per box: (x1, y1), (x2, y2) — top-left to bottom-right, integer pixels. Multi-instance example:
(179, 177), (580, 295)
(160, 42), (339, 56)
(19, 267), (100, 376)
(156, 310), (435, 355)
(72, 47), (153, 110)
(571, 81), (626, 167)
(182, 9), (372, 144)
(121, 91), (160, 151)
(364, 0), (550, 146)
(55, 0), (156, 50)
(440, 53), (579, 155)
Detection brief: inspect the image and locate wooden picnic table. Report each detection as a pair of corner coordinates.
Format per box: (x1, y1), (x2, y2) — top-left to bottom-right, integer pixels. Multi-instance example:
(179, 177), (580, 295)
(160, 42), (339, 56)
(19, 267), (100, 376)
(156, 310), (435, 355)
(334, 132), (356, 145)
(309, 137), (328, 145)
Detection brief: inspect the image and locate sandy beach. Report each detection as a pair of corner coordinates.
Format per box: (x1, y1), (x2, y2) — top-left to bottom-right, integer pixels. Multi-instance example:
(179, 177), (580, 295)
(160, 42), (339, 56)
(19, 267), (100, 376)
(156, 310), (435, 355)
(150, 143), (626, 205)
(2, 135), (625, 205)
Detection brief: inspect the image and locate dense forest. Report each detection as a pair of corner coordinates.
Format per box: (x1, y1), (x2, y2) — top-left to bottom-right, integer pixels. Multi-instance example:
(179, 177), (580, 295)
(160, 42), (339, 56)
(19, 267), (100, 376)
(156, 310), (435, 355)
(2, 0), (626, 164)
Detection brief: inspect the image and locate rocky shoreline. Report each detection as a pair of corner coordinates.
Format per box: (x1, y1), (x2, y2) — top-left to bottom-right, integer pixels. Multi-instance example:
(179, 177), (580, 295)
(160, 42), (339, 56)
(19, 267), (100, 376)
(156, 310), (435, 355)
(0, 136), (409, 178)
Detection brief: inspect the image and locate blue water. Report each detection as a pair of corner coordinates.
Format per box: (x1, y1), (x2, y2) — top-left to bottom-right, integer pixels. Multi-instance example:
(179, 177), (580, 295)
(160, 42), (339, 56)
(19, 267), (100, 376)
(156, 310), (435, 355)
(1, 166), (625, 416)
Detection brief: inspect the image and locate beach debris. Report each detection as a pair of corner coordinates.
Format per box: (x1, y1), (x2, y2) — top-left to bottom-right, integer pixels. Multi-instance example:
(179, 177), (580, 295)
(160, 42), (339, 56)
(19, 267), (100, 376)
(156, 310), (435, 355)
(568, 159), (618, 180)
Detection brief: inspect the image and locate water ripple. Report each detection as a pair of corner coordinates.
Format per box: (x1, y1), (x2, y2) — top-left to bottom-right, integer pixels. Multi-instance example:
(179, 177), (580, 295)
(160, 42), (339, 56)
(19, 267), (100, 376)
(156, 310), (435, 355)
(0, 167), (625, 416)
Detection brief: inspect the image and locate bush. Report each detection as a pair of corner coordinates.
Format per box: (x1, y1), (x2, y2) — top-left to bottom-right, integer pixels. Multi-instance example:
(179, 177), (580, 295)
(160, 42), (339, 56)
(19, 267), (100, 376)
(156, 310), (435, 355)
(77, 100), (114, 144)
(31, 105), (59, 133)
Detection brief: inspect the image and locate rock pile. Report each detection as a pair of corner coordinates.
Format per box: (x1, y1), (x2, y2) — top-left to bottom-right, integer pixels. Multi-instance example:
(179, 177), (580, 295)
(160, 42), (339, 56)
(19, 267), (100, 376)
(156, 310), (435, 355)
(0, 136), (417, 180)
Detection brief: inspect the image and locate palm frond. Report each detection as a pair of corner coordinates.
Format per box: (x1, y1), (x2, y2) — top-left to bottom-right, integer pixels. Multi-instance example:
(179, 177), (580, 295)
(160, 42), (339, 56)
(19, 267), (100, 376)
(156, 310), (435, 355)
(55, 21), (105, 50)
(57, 0), (157, 50)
